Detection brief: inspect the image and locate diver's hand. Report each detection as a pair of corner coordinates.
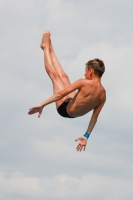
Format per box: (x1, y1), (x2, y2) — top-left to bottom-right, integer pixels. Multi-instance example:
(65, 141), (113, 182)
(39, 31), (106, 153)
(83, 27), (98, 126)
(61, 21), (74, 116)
(28, 104), (43, 118)
(75, 136), (87, 151)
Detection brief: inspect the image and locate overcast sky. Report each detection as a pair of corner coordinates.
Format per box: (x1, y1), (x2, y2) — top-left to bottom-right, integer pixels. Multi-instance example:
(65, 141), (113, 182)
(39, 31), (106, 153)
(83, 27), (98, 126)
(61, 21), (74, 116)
(0, 0), (133, 199)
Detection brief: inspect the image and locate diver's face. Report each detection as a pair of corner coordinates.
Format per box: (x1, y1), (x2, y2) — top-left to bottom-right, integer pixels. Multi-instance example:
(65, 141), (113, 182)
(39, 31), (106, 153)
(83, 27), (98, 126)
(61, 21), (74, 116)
(84, 67), (90, 79)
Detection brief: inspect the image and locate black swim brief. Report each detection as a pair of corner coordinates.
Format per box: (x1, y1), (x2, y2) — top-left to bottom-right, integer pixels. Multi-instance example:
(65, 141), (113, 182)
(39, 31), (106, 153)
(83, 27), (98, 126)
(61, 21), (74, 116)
(57, 98), (75, 118)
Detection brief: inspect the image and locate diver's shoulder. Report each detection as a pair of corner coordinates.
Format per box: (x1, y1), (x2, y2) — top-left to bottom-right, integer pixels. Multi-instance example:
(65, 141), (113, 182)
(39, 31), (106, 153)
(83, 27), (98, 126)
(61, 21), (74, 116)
(78, 78), (90, 85)
(102, 86), (106, 94)
(102, 87), (106, 101)
(83, 79), (93, 85)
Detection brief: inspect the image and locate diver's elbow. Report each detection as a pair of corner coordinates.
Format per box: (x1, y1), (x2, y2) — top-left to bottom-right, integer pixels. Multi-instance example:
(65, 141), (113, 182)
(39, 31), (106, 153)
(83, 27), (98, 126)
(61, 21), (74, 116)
(56, 93), (63, 100)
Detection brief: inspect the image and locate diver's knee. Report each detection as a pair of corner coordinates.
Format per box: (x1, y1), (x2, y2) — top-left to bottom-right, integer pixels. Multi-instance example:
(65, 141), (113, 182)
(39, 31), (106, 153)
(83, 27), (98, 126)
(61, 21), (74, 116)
(50, 71), (61, 81)
(61, 72), (69, 79)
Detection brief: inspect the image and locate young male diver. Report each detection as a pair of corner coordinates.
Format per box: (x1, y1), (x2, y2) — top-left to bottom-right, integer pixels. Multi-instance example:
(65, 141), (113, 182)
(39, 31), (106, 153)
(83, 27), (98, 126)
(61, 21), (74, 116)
(28, 31), (106, 151)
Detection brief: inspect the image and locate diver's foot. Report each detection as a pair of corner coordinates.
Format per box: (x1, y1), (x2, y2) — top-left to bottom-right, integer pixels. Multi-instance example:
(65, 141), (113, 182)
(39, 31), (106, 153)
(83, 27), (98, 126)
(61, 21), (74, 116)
(40, 31), (51, 50)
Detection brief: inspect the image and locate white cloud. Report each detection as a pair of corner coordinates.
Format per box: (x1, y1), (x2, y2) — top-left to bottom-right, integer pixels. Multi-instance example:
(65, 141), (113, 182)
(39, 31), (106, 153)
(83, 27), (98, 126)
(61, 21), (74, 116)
(0, 171), (133, 200)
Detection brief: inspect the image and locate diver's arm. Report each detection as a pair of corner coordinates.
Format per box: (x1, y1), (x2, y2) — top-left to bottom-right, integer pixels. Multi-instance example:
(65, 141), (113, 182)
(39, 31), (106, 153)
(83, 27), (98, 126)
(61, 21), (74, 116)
(75, 99), (106, 151)
(87, 99), (106, 134)
(28, 79), (85, 117)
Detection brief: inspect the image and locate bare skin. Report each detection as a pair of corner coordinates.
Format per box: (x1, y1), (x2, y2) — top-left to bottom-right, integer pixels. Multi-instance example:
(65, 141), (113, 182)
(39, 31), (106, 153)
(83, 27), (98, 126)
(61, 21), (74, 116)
(28, 31), (106, 152)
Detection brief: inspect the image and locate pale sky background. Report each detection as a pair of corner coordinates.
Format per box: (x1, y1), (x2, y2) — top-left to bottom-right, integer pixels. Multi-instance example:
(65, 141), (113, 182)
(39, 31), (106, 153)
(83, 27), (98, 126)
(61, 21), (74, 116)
(0, 0), (133, 199)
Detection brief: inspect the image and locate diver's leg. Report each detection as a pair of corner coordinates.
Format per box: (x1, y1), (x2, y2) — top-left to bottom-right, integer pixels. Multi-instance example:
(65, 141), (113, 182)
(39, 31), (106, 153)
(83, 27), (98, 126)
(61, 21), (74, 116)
(50, 39), (76, 98)
(40, 31), (69, 108)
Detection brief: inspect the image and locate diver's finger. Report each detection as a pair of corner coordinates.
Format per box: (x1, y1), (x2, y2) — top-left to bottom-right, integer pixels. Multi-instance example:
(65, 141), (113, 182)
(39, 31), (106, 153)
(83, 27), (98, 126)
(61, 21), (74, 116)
(75, 138), (79, 142)
(77, 144), (81, 151)
(80, 146), (83, 151)
(83, 146), (86, 151)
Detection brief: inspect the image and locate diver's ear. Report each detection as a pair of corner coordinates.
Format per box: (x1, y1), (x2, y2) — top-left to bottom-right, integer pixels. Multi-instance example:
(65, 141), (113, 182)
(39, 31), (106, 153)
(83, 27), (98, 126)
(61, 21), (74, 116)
(89, 68), (94, 75)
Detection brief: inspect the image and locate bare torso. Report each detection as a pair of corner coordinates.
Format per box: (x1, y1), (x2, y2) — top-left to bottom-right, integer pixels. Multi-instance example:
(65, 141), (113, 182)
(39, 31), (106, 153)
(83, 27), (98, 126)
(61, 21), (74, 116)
(67, 79), (106, 117)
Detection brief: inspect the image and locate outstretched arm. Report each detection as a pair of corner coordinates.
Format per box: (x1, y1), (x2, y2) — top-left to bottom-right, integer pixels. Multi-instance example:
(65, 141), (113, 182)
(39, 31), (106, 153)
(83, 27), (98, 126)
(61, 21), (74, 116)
(28, 93), (62, 117)
(87, 99), (106, 133)
(75, 99), (106, 151)
(28, 79), (85, 117)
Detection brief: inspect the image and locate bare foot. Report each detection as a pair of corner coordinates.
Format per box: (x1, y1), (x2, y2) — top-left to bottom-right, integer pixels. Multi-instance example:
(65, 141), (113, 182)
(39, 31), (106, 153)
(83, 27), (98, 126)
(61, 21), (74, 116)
(40, 31), (51, 50)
